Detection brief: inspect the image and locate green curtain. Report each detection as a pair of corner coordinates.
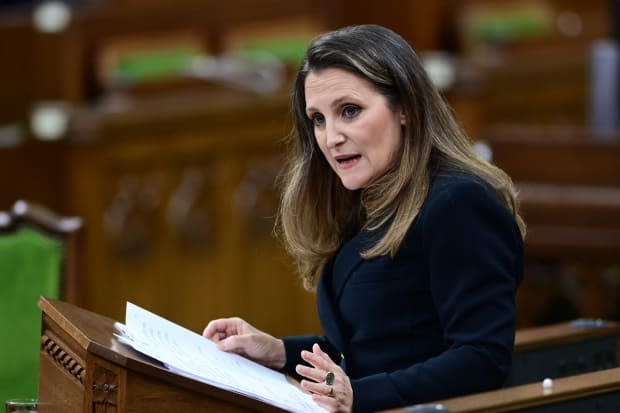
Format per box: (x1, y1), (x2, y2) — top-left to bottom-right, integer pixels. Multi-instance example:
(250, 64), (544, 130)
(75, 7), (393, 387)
(0, 227), (62, 404)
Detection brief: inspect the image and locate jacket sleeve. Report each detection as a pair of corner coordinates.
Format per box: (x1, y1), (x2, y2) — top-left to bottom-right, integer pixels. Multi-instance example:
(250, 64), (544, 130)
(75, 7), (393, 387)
(351, 179), (524, 412)
(281, 335), (341, 380)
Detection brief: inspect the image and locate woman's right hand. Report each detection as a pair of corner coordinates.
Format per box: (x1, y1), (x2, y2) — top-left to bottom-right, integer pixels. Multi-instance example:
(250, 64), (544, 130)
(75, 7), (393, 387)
(203, 317), (286, 369)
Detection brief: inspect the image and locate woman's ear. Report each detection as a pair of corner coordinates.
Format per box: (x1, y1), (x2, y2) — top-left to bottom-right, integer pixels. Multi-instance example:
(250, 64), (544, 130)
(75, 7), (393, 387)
(400, 109), (407, 125)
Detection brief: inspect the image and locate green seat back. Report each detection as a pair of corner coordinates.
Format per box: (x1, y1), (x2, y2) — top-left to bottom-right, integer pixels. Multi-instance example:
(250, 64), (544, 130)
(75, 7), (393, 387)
(0, 226), (63, 404)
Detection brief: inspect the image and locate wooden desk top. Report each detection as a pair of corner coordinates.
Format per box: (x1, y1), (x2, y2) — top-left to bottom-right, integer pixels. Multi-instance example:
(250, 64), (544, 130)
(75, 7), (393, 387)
(39, 296), (154, 370)
(515, 320), (620, 352)
(383, 367), (620, 413)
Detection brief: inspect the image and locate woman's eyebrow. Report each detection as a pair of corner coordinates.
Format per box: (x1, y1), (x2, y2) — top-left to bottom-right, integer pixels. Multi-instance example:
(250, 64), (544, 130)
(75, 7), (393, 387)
(306, 95), (356, 115)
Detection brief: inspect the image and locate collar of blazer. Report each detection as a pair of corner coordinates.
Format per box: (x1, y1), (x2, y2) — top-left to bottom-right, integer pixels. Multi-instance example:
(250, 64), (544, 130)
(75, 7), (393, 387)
(316, 231), (369, 356)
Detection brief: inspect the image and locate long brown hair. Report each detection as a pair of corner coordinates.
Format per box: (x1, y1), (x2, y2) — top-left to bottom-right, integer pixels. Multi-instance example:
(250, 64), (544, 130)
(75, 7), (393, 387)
(277, 24), (526, 290)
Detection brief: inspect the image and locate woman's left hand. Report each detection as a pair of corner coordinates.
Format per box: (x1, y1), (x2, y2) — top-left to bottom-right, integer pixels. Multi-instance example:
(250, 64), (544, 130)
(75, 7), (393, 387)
(296, 343), (353, 413)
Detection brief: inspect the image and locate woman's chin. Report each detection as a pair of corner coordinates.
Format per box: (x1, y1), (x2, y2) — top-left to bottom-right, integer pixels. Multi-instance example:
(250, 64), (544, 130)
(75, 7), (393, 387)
(339, 177), (368, 191)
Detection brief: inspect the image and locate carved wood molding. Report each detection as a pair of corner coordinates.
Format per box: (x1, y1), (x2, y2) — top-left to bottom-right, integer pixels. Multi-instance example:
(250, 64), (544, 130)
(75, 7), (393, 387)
(41, 334), (86, 383)
(92, 364), (119, 408)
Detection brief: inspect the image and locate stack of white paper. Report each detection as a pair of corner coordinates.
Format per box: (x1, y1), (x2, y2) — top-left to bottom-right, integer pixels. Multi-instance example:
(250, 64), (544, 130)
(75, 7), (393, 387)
(115, 302), (327, 413)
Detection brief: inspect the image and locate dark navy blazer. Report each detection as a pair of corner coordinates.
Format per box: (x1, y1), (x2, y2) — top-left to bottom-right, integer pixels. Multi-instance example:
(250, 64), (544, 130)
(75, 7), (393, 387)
(282, 173), (524, 412)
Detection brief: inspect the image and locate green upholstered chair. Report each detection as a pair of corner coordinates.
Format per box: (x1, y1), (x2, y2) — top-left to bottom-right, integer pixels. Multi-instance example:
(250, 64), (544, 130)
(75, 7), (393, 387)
(0, 200), (82, 405)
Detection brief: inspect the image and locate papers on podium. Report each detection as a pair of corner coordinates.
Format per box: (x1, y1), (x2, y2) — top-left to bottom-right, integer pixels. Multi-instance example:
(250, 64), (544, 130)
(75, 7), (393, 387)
(115, 302), (327, 413)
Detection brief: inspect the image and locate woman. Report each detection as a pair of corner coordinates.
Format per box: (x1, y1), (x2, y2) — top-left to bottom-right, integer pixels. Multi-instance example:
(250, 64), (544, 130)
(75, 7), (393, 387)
(203, 24), (525, 413)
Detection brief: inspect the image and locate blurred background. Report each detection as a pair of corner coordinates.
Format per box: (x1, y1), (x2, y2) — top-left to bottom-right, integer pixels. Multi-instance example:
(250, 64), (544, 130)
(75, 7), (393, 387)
(0, 0), (618, 336)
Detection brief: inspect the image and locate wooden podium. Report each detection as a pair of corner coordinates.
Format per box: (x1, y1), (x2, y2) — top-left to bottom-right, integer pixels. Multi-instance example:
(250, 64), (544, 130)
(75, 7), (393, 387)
(37, 297), (288, 413)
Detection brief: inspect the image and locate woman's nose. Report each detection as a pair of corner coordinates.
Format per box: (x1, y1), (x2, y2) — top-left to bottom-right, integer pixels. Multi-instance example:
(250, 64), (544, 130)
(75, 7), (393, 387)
(325, 121), (345, 148)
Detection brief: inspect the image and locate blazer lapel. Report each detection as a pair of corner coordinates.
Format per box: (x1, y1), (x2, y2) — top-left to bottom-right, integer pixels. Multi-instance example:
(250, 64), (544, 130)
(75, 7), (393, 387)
(316, 233), (366, 355)
(331, 233), (366, 299)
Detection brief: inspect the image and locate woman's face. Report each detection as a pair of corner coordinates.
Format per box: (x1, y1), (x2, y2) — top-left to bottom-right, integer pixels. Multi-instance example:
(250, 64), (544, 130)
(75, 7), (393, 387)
(304, 68), (405, 190)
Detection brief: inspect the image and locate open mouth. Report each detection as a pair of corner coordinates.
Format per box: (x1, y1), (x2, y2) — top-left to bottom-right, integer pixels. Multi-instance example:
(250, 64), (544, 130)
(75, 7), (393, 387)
(335, 155), (361, 165)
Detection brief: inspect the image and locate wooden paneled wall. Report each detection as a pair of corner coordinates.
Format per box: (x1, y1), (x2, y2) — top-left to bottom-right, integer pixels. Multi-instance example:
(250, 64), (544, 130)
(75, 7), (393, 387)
(64, 91), (321, 336)
(486, 127), (620, 326)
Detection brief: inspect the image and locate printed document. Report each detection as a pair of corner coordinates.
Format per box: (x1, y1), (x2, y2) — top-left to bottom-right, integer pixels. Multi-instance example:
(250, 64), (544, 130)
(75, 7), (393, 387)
(116, 302), (327, 413)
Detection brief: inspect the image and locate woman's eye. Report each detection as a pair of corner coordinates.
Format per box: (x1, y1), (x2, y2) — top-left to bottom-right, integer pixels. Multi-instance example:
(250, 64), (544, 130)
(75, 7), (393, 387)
(311, 113), (325, 127)
(342, 105), (360, 118)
